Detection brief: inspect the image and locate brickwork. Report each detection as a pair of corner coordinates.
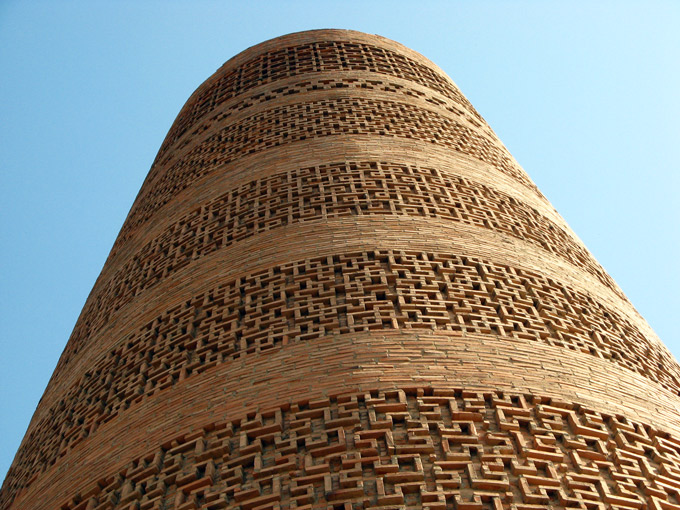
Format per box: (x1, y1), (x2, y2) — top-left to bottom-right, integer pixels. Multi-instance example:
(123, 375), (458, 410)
(116, 95), (536, 253)
(3, 29), (679, 510)
(56, 160), (619, 382)
(51, 389), (680, 510)
(151, 39), (486, 165)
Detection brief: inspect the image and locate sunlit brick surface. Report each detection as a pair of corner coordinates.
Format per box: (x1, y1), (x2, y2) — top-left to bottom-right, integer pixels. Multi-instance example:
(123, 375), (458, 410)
(3, 29), (679, 510)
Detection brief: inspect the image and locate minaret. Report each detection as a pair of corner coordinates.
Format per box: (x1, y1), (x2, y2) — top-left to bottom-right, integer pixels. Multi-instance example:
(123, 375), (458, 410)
(3, 30), (680, 510)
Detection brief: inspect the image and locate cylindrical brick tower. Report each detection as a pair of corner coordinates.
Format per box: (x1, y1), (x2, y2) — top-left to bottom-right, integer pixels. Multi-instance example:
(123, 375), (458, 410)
(3, 29), (680, 510)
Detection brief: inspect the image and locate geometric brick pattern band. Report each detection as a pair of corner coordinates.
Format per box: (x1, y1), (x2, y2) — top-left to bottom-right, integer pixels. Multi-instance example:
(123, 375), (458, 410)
(5, 249), (679, 504)
(152, 73), (494, 174)
(119, 97), (536, 248)
(3, 29), (678, 510)
(53, 388), (680, 510)
(59, 161), (620, 379)
(153, 39), (485, 163)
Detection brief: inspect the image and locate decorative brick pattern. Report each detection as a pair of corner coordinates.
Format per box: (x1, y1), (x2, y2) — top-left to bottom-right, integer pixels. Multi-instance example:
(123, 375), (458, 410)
(120, 96), (535, 252)
(56, 388), (680, 510)
(5, 249), (678, 504)
(4, 30), (678, 510)
(57, 161), (620, 380)
(154, 39), (483, 163)
(151, 75), (495, 176)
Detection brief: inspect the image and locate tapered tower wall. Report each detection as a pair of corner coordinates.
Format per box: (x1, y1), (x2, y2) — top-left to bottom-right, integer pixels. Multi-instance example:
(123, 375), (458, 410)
(3, 30), (680, 510)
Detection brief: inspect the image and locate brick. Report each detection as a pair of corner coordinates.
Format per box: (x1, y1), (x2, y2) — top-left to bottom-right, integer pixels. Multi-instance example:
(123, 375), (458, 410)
(3, 29), (679, 510)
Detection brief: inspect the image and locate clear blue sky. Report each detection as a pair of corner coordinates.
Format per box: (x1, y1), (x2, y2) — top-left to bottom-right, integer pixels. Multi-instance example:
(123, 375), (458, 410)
(1, 1), (678, 482)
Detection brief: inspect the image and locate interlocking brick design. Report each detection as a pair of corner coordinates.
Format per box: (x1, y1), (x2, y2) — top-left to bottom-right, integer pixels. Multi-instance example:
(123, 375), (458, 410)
(56, 160), (620, 380)
(3, 29), (678, 510)
(119, 96), (536, 251)
(150, 75), (496, 179)
(153, 39), (484, 164)
(5, 249), (678, 504)
(53, 388), (680, 510)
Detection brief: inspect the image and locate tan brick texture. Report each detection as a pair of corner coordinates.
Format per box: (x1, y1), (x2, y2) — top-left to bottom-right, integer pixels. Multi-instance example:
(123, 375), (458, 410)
(3, 29), (679, 510)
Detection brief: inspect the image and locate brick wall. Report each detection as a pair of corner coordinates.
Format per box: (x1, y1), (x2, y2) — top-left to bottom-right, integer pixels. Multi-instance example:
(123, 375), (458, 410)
(3, 29), (679, 510)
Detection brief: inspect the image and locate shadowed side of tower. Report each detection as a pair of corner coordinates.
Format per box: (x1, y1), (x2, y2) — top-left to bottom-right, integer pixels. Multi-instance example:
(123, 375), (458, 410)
(3, 29), (680, 510)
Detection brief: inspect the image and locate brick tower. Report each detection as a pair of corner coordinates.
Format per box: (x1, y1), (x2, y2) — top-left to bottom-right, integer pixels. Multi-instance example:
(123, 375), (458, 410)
(3, 29), (680, 510)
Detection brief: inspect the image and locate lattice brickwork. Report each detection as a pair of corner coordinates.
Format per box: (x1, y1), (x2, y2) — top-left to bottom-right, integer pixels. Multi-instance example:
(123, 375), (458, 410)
(151, 75), (495, 182)
(4, 29), (678, 510)
(6, 248), (679, 504)
(57, 388), (680, 510)
(154, 39), (484, 164)
(56, 160), (620, 379)
(120, 96), (535, 251)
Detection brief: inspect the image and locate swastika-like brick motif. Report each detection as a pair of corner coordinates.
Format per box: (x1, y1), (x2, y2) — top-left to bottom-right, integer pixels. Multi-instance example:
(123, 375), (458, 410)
(5, 30), (678, 510)
(57, 161), (620, 380)
(121, 97), (535, 251)
(148, 74), (495, 190)
(53, 388), (680, 510)
(155, 39), (483, 162)
(5, 250), (677, 504)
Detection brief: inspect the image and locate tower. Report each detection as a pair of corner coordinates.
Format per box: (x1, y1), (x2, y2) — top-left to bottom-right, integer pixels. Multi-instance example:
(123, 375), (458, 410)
(3, 27), (680, 509)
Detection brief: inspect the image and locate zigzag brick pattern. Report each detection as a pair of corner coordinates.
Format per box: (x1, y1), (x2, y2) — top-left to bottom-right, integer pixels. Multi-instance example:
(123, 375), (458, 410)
(3, 30), (679, 510)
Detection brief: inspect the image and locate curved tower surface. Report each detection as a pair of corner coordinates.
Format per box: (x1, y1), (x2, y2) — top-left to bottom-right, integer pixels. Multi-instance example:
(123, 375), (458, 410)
(3, 30), (680, 510)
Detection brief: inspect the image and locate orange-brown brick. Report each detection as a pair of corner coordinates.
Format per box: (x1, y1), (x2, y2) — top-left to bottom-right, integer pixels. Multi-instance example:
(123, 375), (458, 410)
(2, 29), (679, 510)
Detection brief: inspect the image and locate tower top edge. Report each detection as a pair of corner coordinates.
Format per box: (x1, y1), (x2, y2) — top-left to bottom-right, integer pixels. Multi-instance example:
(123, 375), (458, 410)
(221, 29), (428, 65)
(186, 29), (458, 105)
